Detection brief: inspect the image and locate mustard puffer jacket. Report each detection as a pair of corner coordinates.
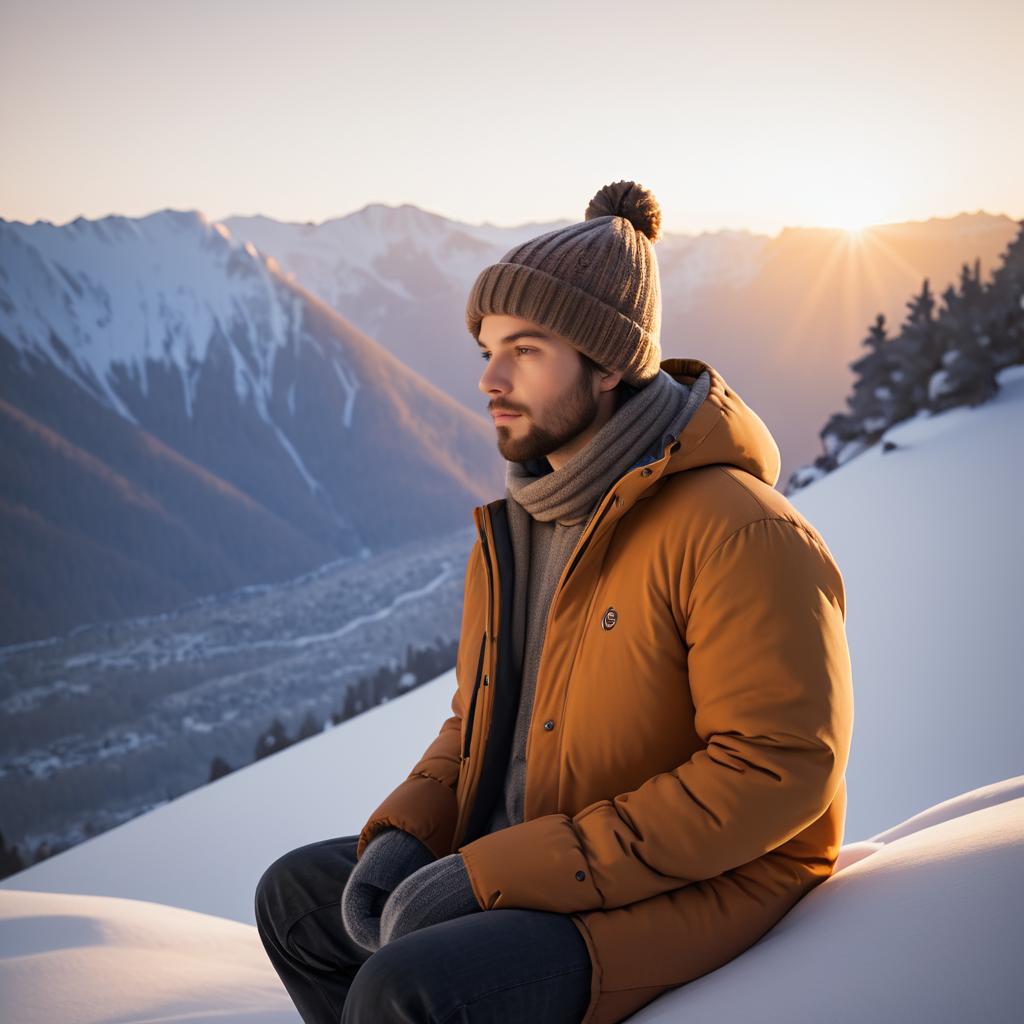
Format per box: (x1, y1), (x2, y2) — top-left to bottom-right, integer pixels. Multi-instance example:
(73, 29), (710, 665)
(358, 357), (855, 1024)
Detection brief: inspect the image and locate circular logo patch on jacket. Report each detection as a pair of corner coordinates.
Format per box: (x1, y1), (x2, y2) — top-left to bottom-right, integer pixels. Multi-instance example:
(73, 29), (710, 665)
(602, 606), (618, 630)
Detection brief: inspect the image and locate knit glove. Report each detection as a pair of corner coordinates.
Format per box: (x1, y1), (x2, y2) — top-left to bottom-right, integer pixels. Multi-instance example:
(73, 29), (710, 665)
(340, 828), (436, 952)
(379, 852), (481, 945)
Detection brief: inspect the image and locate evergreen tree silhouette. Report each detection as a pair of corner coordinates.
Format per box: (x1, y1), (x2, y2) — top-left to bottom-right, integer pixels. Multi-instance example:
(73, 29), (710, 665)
(209, 755), (233, 781)
(255, 717), (292, 760)
(929, 259), (998, 412)
(295, 710), (322, 741)
(785, 220), (1024, 496)
(887, 278), (940, 416)
(983, 218), (1024, 370)
(0, 829), (25, 880)
(847, 314), (897, 432)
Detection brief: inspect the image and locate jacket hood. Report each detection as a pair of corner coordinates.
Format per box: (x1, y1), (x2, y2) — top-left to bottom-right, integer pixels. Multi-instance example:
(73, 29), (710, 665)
(660, 357), (781, 488)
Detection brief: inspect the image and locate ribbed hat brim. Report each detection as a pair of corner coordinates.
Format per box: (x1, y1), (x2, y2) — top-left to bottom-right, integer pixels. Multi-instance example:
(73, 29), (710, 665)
(465, 261), (661, 387)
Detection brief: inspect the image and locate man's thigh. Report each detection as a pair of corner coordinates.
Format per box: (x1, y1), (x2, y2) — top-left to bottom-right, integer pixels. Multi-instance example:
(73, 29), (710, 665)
(344, 905), (592, 1024)
(256, 833), (369, 971)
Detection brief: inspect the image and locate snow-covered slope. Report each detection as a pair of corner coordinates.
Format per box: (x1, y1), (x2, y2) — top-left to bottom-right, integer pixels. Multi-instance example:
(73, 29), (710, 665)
(790, 362), (1024, 840)
(2, 364), (1022, 1022)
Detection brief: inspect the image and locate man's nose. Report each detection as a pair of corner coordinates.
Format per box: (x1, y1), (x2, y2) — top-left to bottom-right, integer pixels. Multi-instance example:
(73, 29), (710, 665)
(478, 355), (508, 395)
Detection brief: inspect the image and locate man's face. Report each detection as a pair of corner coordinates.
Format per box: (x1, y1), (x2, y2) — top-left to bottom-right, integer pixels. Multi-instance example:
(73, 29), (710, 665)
(476, 314), (617, 467)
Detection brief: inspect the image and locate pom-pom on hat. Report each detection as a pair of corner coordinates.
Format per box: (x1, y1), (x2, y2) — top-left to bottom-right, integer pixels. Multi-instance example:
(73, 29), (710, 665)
(465, 180), (664, 388)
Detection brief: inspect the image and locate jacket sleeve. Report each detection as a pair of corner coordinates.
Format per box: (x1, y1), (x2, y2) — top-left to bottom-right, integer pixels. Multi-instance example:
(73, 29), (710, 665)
(356, 684), (464, 860)
(356, 539), (481, 860)
(458, 516), (854, 912)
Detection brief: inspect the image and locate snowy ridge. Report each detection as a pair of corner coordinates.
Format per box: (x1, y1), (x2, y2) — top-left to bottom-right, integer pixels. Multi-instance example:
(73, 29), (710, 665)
(0, 210), (357, 497)
(223, 203), (765, 327)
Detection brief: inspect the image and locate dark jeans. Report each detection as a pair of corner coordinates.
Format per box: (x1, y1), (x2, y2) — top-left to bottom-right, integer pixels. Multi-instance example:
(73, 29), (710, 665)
(254, 834), (593, 1024)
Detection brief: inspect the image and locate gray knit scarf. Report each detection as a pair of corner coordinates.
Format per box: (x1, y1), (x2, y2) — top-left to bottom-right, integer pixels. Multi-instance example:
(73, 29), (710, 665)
(484, 367), (711, 832)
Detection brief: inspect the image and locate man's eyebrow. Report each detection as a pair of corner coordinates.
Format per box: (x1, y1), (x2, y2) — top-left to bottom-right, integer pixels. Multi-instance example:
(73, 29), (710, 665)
(474, 329), (553, 349)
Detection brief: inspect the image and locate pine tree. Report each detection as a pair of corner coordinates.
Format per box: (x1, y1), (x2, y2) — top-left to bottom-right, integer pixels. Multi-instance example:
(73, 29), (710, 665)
(887, 278), (941, 416)
(982, 218), (1024, 370)
(928, 259), (998, 412)
(254, 717), (292, 760)
(294, 710), (322, 741)
(209, 755), (233, 781)
(0, 829), (25, 880)
(847, 314), (896, 432)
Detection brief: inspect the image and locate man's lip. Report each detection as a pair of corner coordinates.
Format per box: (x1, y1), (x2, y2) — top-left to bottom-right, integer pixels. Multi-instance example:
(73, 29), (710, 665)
(492, 412), (521, 420)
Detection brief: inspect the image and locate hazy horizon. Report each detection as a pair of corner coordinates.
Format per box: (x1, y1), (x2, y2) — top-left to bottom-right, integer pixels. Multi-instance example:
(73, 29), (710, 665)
(2, 0), (1020, 235)
(4, 203), (1021, 240)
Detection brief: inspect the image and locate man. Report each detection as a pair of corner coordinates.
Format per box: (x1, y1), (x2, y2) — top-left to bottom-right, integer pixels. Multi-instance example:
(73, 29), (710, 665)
(255, 180), (855, 1024)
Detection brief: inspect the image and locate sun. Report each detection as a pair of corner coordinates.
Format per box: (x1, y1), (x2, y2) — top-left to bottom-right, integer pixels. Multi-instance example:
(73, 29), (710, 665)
(806, 185), (886, 235)
(817, 203), (883, 235)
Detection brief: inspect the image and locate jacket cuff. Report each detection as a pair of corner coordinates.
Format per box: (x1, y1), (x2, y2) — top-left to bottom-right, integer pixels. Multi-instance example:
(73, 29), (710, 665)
(458, 813), (604, 912)
(358, 772), (458, 860)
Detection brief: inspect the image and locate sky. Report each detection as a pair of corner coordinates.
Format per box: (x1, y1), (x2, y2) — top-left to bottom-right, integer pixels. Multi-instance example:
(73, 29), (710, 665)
(1, 0), (1022, 235)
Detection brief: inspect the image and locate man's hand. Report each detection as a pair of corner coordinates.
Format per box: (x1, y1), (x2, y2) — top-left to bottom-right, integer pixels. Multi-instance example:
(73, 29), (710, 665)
(340, 828), (435, 952)
(379, 853), (480, 945)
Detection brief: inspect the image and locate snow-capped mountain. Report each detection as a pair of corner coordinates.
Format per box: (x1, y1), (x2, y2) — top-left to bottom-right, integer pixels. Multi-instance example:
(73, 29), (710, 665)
(0, 210), (505, 644)
(1, 363), (1020, 1024)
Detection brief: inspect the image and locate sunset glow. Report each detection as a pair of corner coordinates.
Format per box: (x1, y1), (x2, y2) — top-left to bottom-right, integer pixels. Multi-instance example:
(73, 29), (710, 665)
(0, 1), (1020, 235)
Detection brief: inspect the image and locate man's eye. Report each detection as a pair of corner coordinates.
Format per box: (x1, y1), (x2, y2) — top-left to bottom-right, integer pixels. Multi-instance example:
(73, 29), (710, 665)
(479, 348), (535, 360)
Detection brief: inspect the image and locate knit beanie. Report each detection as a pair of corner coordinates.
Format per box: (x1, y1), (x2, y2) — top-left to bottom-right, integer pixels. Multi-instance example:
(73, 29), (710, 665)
(465, 180), (664, 388)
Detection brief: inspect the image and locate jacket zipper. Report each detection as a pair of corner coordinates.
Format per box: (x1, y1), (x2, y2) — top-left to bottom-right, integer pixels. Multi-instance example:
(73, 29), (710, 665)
(461, 629), (487, 759)
(479, 515), (495, 639)
(454, 510), (496, 844)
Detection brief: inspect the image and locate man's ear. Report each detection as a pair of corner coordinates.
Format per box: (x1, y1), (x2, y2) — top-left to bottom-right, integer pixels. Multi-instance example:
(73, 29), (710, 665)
(598, 367), (624, 393)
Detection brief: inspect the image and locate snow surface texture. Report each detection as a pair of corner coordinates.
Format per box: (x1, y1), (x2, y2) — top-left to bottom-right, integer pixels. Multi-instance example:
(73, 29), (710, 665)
(2, 367), (1023, 1021)
(793, 363), (1024, 840)
(0, 887), (297, 1023)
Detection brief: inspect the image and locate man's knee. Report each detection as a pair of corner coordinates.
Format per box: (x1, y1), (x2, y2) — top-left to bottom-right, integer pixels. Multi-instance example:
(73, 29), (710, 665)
(252, 835), (360, 937)
(342, 938), (437, 1024)
(254, 850), (296, 939)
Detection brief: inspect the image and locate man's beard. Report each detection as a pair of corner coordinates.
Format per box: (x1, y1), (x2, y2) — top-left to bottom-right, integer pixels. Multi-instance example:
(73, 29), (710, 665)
(495, 360), (599, 464)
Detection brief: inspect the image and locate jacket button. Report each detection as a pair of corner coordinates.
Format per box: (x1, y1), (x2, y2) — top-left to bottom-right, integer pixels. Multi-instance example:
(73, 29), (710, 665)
(543, 719), (555, 731)
(640, 467), (652, 477)
(575, 870), (586, 881)
(483, 674), (489, 687)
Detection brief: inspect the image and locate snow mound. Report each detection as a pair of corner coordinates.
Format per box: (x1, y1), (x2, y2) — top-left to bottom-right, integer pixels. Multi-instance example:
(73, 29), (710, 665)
(0, 887), (299, 1023)
(633, 778), (1024, 1023)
